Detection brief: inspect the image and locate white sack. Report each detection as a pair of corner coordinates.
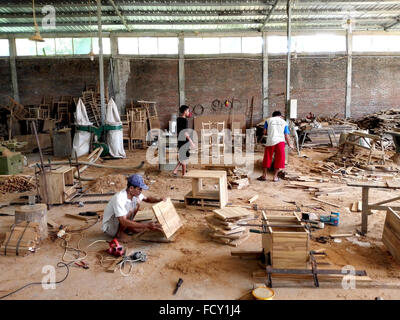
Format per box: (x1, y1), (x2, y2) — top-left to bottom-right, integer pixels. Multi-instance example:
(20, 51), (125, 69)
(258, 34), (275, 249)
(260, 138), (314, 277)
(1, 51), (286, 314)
(106, 98), (126, 158)
(71, 98), (93, 158)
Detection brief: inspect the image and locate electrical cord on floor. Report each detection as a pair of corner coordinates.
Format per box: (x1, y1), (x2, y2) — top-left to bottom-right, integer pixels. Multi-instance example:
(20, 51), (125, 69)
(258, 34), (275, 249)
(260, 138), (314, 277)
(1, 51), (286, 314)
(0, 262), (70, 300)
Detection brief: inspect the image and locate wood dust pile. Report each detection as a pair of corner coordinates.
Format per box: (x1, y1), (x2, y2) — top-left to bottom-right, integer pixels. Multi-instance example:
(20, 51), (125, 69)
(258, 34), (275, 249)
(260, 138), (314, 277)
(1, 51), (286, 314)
(0, 176), (35, 193)
(90, 175), (127, 194)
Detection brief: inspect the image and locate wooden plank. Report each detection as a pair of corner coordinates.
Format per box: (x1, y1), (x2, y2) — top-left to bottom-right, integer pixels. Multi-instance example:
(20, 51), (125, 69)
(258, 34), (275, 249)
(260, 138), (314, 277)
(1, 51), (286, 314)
(185, 170), (227, 179)
(152, 198), (182, 239)
(383, 208), (400, 264)
(311, 197), (341, 208)
(133, 209), (154, 222)
(213, 207), (253, 220)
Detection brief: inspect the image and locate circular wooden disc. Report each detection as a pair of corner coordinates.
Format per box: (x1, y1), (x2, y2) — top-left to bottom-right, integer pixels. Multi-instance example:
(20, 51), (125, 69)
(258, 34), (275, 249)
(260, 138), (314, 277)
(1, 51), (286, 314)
(252, 287), (275, 300)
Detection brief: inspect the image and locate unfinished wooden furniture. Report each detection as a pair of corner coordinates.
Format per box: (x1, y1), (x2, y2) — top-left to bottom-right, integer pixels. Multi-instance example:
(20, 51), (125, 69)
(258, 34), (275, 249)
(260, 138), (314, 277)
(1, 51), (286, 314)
(56, 102), (70, 124)
(152, 198), (183, 239)
(340, 131), (385, 165)
(39, 166), (77, 204)
(82, 91), (101, 126)
(129, 109), (147, 149)
(383, 207), (400, 264)
(347, 181), (400, 235)
(201, 121), (225, 158)
(262, 213), (310, 269)
(137, 100), (160, 130)
(184, 170), (228, 210)
(122, 113), (132, 151)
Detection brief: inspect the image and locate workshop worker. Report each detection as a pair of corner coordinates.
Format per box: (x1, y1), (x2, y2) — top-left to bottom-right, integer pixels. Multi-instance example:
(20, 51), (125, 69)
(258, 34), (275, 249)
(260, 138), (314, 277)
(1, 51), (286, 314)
(257, 111), (294, 182)
(102, 174), (163, 239)
(172, 105), (195, 177)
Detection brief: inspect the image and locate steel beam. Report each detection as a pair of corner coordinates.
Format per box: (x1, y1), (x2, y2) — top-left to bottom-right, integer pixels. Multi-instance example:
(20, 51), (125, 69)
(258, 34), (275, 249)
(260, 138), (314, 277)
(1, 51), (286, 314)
(260, 0), (279, 31)
(262, 31), (269, 118)
(8, 38), (19, 103)
(108, 0), (132, 32)
(178, 34), (185, 107)
(97, 0), (106, 125)
(345, 23), (353, 119)
(285, 0), (292, 120)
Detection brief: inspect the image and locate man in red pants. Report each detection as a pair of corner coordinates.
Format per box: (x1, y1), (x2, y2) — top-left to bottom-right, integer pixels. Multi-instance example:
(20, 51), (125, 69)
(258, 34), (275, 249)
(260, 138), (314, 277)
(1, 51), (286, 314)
(257, 111), (293, 182)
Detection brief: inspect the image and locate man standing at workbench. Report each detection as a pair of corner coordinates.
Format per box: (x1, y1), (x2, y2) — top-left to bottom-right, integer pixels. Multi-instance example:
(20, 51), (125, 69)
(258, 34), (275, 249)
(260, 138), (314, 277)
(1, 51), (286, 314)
(257, 111), (294, 182)
(102, 174), (164, 240)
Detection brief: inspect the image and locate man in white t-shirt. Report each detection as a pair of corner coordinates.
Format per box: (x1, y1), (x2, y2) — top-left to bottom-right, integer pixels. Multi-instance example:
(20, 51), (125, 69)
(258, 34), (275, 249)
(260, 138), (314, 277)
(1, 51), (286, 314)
(257, 111), (293, 182)
(102, 174), (163, 239)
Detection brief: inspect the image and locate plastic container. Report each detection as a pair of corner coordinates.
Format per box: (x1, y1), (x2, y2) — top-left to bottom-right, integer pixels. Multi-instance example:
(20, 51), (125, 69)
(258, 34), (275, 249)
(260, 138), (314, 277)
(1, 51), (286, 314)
(330, 212), (340, 226)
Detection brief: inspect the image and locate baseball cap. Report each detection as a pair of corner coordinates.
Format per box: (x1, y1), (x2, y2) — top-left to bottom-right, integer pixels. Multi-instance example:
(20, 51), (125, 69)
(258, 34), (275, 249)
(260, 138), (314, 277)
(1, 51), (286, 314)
(127, 174), (149, 190)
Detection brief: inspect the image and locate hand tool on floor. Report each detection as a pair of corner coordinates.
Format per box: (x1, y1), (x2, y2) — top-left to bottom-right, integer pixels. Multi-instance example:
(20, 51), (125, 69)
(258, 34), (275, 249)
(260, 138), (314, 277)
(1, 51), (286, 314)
(79, 211), (98, 217)
(107, 238), (125, 257)
(74, 261), (89, 269)
(173, 278), (183, 295)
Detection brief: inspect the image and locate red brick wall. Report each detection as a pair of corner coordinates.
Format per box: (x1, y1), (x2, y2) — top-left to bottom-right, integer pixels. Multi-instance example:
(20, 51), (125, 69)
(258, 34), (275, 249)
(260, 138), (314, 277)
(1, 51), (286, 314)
(185, 59), (263, 127)
(125, 60), (179, 129)
(1, 55), (399, 128)
(352, 57), (400, 119)
(269, 56), (347, 118)
(16, 58), (109, 105)
(0, 59), (12, 106)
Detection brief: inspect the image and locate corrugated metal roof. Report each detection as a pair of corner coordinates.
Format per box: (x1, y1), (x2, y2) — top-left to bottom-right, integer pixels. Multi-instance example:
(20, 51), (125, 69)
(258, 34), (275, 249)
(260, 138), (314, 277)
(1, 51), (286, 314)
(0, 0), (399, 34)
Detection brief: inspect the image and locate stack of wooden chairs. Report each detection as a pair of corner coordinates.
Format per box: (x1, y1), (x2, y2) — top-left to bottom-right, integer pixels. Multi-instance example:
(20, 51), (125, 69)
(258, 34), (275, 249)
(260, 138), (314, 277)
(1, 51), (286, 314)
(123, 108), (148, 150)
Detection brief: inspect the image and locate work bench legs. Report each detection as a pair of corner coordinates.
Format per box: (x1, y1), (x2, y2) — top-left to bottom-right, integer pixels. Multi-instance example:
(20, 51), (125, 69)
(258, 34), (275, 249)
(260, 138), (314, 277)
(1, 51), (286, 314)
(361, 187), (370, 235)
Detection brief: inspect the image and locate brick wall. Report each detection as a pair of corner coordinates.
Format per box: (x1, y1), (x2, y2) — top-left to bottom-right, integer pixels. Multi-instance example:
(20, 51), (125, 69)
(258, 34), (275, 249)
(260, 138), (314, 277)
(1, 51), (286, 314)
(125, 59), (179, 129)
(0, 55), (399, 129)
(185, 58), (263, 126)
(352, 57), (400, 119)
(16, 58), (109, 105)
(0, 59), (12, 106)
(269, 56), (347, 118)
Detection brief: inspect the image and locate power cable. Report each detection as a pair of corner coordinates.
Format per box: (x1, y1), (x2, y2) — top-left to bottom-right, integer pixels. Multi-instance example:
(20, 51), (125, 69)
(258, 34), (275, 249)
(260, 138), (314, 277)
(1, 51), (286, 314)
(0, 262), (70, 300)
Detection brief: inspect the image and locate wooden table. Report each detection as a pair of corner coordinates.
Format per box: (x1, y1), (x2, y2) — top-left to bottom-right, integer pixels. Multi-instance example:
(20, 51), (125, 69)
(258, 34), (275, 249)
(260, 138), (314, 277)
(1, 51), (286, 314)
(184, 170), (228, 209)
(300, 128), (338, 150)
(347, 181), (400, 235)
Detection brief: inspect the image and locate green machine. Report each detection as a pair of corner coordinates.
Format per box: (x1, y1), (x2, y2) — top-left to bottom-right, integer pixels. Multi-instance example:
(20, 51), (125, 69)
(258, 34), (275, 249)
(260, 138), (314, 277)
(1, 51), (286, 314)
(0, 147), (24, 175)
(76, 124), (122, 157)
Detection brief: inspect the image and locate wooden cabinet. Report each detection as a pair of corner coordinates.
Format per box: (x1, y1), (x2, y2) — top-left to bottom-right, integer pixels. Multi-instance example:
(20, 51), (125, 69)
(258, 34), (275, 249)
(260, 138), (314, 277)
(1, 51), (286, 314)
(39, 166), (76, 204)
(262, 213), (310, 269)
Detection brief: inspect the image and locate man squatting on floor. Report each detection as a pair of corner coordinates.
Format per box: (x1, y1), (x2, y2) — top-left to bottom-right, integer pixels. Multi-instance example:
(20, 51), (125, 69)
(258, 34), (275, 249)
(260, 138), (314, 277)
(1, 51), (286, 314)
(102, 174), (164, 239)
(258, 111), (294, 182)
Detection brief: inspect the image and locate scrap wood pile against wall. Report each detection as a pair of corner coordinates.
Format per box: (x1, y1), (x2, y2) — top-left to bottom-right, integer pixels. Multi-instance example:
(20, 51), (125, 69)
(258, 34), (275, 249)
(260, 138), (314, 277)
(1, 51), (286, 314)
(205, 207), (253, 247)
(0, 175), (35, 193)
(0, 221), (40, 256)
(356, 109), (400, 136)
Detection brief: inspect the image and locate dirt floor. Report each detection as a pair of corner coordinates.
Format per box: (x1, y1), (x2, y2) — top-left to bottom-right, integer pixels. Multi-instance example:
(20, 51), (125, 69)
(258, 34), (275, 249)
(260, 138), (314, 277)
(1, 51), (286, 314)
(1, 147), (400, 300)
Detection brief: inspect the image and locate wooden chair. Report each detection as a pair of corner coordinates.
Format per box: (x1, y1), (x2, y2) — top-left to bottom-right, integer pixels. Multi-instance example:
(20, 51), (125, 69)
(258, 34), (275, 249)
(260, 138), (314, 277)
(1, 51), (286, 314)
(122, 112), (132, 151)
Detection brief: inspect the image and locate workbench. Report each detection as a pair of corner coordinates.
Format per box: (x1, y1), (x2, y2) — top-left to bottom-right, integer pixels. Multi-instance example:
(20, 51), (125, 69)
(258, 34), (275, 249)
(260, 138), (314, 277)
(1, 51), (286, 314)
(347, 181), (400, 235)
(299, 127), (338, 150)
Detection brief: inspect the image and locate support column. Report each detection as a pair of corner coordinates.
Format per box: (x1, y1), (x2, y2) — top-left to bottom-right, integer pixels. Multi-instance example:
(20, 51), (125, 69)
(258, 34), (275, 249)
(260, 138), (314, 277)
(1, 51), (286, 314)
(262, 32), (269, 119)
(97, 0), (106, 125)
(345, 23), (353, 119)
(110, 34), (120, 111)
(9, 38), (19, 103)
(285, 0), (292, 121)
(178, 34), (185, 107)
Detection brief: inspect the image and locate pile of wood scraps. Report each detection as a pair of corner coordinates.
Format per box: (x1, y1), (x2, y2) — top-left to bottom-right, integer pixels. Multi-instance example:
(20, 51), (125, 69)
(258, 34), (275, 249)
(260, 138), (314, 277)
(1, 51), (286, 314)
(206, 207), (254, 247)
(204, 164), (250, 190)
(0, 175), (35, 193)
(0, 221), (40, 256)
